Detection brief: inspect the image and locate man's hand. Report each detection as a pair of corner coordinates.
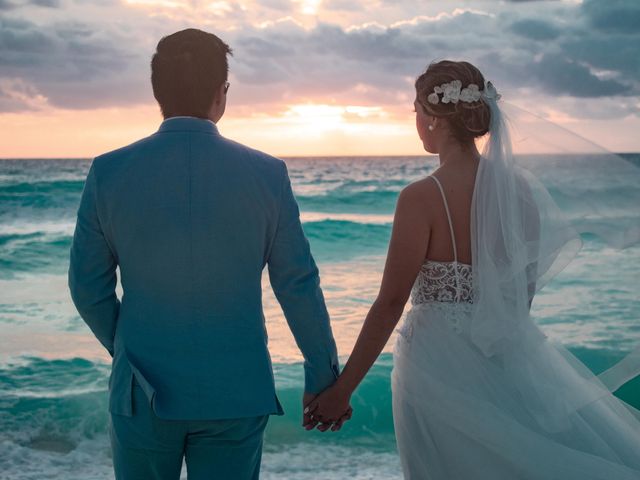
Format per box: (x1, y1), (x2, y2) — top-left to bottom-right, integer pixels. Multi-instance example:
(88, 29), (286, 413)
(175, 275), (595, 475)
(303, 385), (353, 432)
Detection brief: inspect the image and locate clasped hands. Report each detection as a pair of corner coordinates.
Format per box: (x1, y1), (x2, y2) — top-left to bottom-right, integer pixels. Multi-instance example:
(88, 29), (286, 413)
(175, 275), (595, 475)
(302, 384), (353, 432)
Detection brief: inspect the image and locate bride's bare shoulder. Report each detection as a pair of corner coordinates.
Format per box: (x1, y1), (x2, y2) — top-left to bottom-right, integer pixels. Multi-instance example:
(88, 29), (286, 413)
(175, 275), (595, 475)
(396, 177), (440, 219)
(401, 177), (440, 201)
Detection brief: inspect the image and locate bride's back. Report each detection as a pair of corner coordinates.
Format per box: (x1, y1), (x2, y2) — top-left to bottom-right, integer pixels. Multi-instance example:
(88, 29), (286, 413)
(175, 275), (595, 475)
(417, 160), (479, 266)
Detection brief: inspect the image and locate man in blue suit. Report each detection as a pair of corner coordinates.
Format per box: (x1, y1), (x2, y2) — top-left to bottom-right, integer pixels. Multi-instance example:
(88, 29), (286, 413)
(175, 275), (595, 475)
(69, 28), (346, 479)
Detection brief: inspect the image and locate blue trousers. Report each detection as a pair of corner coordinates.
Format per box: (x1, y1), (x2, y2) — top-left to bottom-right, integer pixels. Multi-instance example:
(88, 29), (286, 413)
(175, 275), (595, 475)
(109, 382), (269, 480)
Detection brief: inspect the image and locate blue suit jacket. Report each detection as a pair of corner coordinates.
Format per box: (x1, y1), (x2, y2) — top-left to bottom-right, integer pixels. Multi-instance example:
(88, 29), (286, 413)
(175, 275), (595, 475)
(69, 117), (339, 420)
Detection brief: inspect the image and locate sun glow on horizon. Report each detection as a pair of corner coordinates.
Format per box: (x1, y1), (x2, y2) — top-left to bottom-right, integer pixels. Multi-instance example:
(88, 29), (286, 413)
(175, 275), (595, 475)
(279, 103), (388, 135)
(1, 89), (636, 158)
(1, 97), (635, 158)
(220, 102), (420, 156)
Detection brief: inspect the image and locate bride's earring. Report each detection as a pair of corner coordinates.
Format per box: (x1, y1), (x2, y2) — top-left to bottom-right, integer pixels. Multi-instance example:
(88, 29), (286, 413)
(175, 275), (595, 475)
(428, 125), (435, 131)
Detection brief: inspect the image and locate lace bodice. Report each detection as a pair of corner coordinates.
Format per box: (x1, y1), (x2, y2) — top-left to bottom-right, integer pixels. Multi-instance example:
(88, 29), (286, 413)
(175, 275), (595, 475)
(411, 260), (473, 305)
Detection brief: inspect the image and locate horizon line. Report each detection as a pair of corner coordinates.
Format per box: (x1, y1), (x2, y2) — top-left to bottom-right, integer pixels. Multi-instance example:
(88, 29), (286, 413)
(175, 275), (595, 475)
(2, 152), (639, 160)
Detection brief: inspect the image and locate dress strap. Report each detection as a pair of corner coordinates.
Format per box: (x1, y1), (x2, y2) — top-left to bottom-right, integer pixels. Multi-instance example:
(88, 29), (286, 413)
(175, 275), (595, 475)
(429, 176), (458, 263)
(429, 175), (462, 302)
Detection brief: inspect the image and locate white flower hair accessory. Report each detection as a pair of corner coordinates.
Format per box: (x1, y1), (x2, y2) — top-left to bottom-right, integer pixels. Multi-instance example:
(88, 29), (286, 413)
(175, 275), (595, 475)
(482, 81), (501, 101)
(427, 80), (500, 105)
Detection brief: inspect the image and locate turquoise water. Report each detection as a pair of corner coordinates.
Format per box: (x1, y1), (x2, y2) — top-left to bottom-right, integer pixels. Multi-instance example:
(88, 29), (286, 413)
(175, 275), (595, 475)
(0, 156), (639, 479)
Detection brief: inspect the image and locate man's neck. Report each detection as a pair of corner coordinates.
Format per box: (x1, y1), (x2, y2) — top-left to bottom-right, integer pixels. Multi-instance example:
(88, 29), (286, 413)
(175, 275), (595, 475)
(164, 115), (216, 124)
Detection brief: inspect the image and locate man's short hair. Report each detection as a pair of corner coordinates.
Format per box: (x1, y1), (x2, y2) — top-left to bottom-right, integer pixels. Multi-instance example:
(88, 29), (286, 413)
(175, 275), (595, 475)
(151, 28), (232, 119)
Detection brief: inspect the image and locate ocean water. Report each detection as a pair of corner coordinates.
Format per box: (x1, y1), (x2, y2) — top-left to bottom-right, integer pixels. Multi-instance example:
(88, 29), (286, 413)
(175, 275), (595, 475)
(0, 155), (639, 480)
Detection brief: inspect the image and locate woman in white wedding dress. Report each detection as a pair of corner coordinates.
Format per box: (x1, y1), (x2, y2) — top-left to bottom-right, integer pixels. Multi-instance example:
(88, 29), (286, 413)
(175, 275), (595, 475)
(304, 60), (640, 479)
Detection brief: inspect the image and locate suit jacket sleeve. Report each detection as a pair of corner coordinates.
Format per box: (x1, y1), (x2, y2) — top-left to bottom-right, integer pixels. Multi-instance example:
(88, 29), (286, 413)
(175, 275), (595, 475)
(68, 162), (120, 356)
(268, 163), (340, 394)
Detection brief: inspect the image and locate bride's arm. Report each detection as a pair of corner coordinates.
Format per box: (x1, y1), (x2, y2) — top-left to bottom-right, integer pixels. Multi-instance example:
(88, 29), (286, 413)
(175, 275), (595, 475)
(305, 182), (431, 428)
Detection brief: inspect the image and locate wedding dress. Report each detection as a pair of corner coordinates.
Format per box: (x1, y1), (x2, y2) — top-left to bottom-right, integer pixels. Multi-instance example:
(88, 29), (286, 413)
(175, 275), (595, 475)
(391, 89), (640, 479)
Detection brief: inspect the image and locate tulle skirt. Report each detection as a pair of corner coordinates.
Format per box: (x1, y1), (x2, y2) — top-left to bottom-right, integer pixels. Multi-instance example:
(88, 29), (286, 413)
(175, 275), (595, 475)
(391, 302), (640, 480)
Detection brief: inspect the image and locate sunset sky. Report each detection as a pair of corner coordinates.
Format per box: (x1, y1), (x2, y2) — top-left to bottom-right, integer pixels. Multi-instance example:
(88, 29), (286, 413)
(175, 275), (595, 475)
(0, 0), (639, 157)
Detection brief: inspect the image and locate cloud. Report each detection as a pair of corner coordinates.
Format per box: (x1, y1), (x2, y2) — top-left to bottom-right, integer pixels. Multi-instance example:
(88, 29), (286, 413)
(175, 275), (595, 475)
(553, 0), (640, 85)
(0, 17), (52, 54)
(0, 0), (638, 120)
(510, 18), (559, 41)
(322, 0), (365, 10)
(0, 77), (49, 111)
(0, 0), (61, 9)
(31, 0), (60, 6)
(534, 54), (630, 97)
(230, 6), (638, 106)
(0, 16), (152, 110)
(582, 0), (640, 34)
(257, 0), (292, 11)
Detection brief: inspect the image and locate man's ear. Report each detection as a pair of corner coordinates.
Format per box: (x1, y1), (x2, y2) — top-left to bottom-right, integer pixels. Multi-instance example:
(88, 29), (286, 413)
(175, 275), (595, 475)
(214, 85), (224, 105)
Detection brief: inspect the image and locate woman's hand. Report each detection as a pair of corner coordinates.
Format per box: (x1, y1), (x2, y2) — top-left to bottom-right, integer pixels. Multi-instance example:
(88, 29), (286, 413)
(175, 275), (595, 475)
(303, 384), (353, 432)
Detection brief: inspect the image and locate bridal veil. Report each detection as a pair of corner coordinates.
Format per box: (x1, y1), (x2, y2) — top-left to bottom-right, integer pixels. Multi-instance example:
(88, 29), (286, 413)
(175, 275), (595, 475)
(470, 85), (640, 428)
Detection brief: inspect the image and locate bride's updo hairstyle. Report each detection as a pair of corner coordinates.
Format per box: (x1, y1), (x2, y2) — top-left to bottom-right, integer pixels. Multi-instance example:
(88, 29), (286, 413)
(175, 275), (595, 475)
(415, 60), (491, 144)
